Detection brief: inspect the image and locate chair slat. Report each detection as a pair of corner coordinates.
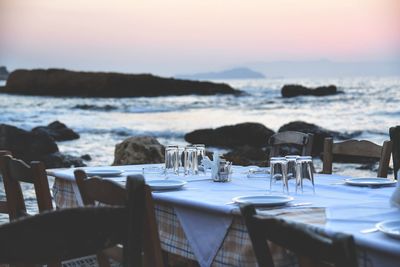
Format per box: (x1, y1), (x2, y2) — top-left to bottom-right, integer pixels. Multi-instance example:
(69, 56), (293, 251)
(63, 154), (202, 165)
(269, 131), (314, 157)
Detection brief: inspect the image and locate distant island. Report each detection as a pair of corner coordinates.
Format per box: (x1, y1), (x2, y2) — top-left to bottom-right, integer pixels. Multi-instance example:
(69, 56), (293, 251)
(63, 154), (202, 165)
(0, 66), (9, 80)
(176, 67), (265, 80)
(0, 68), (241, 97)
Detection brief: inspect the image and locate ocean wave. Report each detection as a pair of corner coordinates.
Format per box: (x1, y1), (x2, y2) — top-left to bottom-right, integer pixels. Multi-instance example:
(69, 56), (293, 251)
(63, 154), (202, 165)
(77, 127), (185, 139)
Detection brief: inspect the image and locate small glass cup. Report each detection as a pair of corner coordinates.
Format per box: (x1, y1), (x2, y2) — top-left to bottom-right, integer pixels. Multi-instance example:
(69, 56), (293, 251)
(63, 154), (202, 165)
(295, 156), (315, 193)
(165, 145), (179, 175)
(285, 155), (300, 180)
(184, 145), (198, 175)
(194, 144), (206, 175)
(269, 157), (289, 193)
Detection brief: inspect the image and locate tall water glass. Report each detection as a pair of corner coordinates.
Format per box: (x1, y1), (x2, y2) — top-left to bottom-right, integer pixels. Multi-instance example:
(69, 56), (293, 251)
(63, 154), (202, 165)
(270, 157), (289, 193)
(194, 144), (206, 174)
(184, 146), (198, 175)
(285, 155), (300, 180)
(165, 145), (179, 175)
(295, 156), (315, 193)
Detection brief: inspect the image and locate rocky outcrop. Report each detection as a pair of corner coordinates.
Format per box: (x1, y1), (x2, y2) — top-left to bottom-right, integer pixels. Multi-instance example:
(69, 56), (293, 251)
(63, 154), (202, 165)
(281, 84), (340, 97)
(1, 69), (241, 97)
(278, 121), (361, 155)
(0, 66), (9, 80)
(223, 146), (268, 166)
(0, 124), (84, 168)
(113, 136), (165, 165)
(32, 121), (79, 141)
(185, 123), (275, 148)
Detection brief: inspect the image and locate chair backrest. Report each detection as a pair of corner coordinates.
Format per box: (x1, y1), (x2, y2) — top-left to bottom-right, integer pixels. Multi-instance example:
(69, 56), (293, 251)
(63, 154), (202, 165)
(269, 131), (314, 157)
(0, 175), (145, 267)
(75, 170), (164, 267)
(322, 138), (392, 177)
(0, 154), (53, 221)
(240, 204), (358, 267)
(389, 126), (400, 179)
(0, 150), (12, 215)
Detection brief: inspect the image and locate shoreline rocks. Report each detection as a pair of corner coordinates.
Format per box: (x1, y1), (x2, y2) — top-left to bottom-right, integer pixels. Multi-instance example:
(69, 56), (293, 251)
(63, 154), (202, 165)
(113, 136), (165, 165)
(281, 84), (340, 97)
(32, 121), (80, 141)
(0, 124), (85, 168)
(184, 123), (275, 148)
(1, 68), (242, 97)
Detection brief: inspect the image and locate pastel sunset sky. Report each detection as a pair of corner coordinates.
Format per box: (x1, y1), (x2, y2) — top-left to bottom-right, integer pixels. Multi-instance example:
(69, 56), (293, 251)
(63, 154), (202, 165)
(0, 0), (399, 75)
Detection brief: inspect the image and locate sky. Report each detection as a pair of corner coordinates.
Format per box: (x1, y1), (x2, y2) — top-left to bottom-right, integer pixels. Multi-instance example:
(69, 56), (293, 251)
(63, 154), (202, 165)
(0, 0), (399, 75)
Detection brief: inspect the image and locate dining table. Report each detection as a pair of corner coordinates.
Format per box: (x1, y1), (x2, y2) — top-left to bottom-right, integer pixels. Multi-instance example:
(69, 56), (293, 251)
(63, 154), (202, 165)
(47, 164), (400, 267)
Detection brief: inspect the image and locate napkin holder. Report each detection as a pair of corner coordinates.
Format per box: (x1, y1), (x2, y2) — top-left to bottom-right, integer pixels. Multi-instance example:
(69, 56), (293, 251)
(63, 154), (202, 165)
(390, 170), (400, 208)
(201, 152), (232, 182)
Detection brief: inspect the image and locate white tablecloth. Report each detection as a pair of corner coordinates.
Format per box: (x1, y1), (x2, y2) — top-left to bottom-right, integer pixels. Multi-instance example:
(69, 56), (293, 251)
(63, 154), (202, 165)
(48, 164), (400, 267)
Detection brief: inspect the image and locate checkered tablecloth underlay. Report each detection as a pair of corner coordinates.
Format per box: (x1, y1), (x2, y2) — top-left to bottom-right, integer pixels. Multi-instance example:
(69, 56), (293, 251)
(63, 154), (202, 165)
(52, 179), (372, 267)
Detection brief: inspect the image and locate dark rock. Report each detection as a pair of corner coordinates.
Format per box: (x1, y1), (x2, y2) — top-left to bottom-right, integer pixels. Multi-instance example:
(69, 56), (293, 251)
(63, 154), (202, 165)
(185, 122), (275, 148)
(81, 154), (92, 161)
(32, 121), (79, 141)
(278, 121), (361, 156)
(0, 124), (81, 168)
(281, 84), (340, 98)
(1, 69), (241, 97)
(0, 124), (58, 163)
(42, 152), (86, 168)
(73, 104), (117, 111)
(224, 146), (268, 166)
(0, 66), (9, 80)
(113, 136), (165, 165)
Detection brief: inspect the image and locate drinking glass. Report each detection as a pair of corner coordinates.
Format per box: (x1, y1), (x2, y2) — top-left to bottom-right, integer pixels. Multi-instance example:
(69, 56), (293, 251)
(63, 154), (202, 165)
(285, 155), (300, 180)
(194, 144), (206, 174)
(295, 156), (315, 193)
(184, 146), (198, 175)
(164, 145), (179, 175)
(269, 157), (289, 193)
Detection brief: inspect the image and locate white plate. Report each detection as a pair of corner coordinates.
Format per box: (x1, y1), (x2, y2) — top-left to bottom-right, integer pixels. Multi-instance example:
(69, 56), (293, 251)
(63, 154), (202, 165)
(147, 179), (187, 191)
(232, 195), (293, 207)
(85, 169), (123, 177)
(376, 220), (400, 239)
(247, 167), (270, 178)
(344, 178), (396, 187)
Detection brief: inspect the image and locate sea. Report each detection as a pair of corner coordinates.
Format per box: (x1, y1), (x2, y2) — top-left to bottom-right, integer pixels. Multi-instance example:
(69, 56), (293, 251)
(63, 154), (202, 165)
(0, 76), (399, 219)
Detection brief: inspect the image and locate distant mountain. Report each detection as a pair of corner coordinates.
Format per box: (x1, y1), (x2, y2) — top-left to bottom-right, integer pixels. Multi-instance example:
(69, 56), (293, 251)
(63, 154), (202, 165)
(176, 67), (265, 80)
(0, 66), (9, 80)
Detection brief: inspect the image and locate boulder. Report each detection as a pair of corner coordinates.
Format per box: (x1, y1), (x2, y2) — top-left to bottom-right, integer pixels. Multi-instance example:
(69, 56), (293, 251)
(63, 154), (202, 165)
(113, 136), (165, 165)
(32, 121), (80, 141)
(185, 123), (275, 148)
(0, 124), (58, 163)
(281, 84), (340, 97)
(278, 121), (361, 155)
(223, 146), (268, 167)
(2, 69), (241, 97)
(0, 124), (84, 168)
(42, 152), (86, 168)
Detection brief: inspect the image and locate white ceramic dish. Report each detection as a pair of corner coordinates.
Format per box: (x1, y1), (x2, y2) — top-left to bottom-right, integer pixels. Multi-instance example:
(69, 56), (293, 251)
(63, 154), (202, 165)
(85, 169), (123, 177)
(147, 179), (187, 190)
(344, 178), (396, 187)
(376, 220), (400, 239)
(232, 195), (293, 207)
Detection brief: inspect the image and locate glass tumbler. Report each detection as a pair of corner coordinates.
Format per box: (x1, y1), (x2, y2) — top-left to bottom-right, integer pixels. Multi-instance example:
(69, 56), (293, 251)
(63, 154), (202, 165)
(295, 156), (315, 193)
(164, 145), (179, 175)
(269, 157), (289, 193)
(285, 155), (300, 180)
(184, 146), (198, 175)
(194, 144), (206, 174)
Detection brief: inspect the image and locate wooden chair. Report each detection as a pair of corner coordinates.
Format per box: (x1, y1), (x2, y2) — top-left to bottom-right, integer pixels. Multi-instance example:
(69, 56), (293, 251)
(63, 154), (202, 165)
(389, 126), (400, 179)
(269, 131), (314, 157)
(0, 150), (12, 215)
(322, 138), (392, 178)
(0, 175), (145, 267)
(75, 170), (164, 267)
(0, 154), (53, 221)
(240, 204), (358, 267)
